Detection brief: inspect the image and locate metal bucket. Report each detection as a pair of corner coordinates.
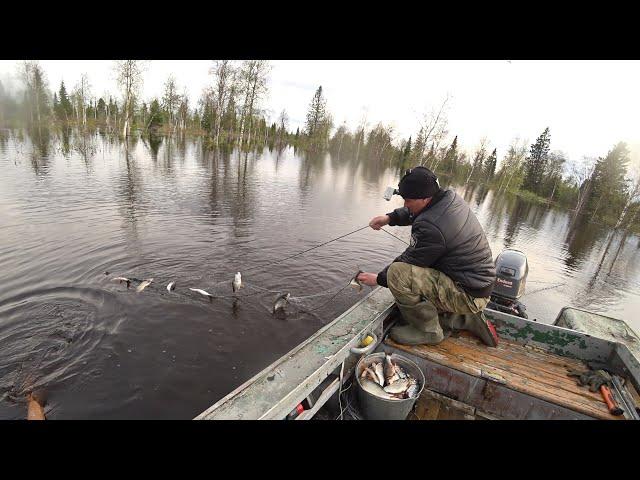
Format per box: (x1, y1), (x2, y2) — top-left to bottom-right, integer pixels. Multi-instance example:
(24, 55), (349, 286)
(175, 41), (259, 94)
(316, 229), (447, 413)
(355, 352), (425, 420)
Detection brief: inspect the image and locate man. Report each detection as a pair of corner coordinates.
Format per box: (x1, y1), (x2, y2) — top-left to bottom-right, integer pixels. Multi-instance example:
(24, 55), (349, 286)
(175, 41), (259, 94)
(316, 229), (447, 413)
(357, 166), (499, 347)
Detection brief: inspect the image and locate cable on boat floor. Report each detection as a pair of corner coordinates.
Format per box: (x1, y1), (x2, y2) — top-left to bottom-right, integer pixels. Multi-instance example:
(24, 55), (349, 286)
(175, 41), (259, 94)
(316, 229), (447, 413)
(385, 332), (625, 420)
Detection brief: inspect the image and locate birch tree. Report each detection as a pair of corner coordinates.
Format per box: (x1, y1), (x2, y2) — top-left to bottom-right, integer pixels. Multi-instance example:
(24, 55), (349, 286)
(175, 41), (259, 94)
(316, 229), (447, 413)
(238, 60), (270, 147)
(73, 73), (91, 128)
(162, 75), (180, 133)
(20, 61), (50, 125)
(210, 60), (236, 145)
(114, 60), (145, 137)
(417, 95), (450, 168)
(277, 109), (288, 145)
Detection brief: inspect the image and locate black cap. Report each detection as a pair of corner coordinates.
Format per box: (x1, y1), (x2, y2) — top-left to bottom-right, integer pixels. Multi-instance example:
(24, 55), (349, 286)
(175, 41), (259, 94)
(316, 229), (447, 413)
(398, 166), (440, 199)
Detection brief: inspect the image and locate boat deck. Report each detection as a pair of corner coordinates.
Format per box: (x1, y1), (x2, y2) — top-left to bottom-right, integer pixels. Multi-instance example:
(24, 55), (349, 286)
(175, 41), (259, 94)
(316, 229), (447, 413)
(385, 332), (624, 420)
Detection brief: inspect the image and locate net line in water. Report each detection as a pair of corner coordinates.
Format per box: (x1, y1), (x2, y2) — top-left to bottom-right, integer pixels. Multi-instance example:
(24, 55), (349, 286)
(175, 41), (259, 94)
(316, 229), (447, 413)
(185, 224), (375, 306)
(240, 225), (371, 274)
(111, 223), (395, 311)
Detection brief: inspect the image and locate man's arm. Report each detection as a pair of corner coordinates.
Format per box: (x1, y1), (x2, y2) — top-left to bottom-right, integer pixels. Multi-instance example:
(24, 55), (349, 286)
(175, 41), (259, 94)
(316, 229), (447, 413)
(387, 207), (412, 226)
(375, 223), (446, 287)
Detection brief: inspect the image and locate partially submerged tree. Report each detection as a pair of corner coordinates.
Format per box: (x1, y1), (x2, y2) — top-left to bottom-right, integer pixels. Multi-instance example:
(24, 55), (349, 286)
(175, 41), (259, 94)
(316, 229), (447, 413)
(114, 60), (145, 137)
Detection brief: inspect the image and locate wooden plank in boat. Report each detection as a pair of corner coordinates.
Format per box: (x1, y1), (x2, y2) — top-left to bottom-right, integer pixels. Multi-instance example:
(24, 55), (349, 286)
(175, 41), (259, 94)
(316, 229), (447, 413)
(386, 335), (624, 420)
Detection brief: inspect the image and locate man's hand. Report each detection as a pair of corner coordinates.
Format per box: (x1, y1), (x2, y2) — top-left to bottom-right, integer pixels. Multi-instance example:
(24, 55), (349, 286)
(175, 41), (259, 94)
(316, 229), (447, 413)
(357, 272), (378, 286)
(369, 215), (390, 230)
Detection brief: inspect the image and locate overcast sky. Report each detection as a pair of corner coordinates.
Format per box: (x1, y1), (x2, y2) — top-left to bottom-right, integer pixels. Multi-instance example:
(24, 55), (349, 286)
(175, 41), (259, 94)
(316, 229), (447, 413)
(1, 60), (639, 164)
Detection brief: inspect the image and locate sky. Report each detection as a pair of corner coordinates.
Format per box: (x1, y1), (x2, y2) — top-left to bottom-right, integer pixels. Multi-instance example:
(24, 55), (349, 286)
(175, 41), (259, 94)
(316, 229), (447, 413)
(1, 60), (639, 166)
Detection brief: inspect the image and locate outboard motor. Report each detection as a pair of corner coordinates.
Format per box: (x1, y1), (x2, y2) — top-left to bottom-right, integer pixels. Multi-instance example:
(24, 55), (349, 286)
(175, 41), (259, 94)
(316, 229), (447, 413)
(486, 249), (529, 319)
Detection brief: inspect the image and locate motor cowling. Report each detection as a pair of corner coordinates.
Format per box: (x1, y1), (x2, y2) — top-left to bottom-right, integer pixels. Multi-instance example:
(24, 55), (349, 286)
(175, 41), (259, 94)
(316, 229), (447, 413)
(487, 249), (529, 319)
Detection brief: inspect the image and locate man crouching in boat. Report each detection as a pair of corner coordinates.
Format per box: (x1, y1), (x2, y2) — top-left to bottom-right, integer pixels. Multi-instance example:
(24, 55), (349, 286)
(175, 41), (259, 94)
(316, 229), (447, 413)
(357, 166), (499, 347)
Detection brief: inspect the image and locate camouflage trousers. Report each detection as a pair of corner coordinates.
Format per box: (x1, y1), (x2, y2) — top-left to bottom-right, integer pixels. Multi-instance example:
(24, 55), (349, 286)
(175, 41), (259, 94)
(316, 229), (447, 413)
(386, 262), (489, 314)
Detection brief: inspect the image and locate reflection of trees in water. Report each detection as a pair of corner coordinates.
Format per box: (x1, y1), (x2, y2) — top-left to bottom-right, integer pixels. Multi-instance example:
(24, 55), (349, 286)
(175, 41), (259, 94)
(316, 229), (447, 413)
(273, 144), (286, 174)
(115, 138), (144, 247)
(563, 215), (606, 271)
(329, 146), (352, 170)
(58, 126), (72, 157)
(608, 231), (632, 275)
(567, 227), (640, 312)
(462, 182), (478, 203)
(359, 156), (387, 187)
(528, 203), (547, 231)
(503, 196), (531, 249)
(484, 190), (508, 240)
(298, 150), (325, 197)
(199, 147), (257, 238)
(72, 130), (97, 173)
(175, 134), (187, 165)
(0, 129), (8, 148)
(474, 184), (490, 207)
(27, 124), (51, 175)
(144, 133), (162, 162)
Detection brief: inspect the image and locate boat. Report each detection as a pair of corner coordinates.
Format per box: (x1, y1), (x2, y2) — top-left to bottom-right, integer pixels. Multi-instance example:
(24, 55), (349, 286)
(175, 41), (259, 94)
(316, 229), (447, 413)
(194, 283), (640, 420)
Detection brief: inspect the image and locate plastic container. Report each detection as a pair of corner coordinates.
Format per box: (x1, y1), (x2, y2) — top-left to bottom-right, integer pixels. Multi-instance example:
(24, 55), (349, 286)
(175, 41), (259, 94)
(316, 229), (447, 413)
(355, 352), (425, 420)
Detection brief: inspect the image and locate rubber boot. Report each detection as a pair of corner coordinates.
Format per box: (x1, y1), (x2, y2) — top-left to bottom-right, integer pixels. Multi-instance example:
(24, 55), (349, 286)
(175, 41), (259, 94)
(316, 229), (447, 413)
(390, 301), (444, 346)
(439, 311), (499, 347)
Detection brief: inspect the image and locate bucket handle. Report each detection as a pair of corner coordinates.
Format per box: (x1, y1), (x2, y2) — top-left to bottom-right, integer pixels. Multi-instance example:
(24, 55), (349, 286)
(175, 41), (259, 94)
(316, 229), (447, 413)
(350, 333), (378, 356)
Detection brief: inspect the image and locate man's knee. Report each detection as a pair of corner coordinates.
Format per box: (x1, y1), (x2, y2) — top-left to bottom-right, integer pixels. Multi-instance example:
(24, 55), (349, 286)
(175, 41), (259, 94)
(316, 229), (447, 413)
(387, 262), (413, 296)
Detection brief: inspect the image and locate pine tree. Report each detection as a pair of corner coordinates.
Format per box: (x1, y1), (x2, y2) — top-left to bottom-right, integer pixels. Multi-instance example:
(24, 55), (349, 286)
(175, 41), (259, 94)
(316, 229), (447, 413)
(148, 98), (163, 129)
(587, 142), (630, 218)
(485, 148), (497, 179)
(305, 86), (330, 148)
(412, 128), (426, 163)
(97, 98), (106, 119)
(443, 135), (458, 173)
(58, 81), (73, 120)
(522, 127), (551, 194)
(403, 136), (412, 162)
(53, 92), (59, 119)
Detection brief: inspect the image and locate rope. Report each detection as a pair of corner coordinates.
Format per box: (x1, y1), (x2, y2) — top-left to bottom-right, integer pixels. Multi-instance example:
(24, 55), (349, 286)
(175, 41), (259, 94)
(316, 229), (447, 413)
(243, 283), (282, 294)
(522, 282), (566, 296)
(240, 225), (370, 274)
(381, 227), (409, 245)
(244, 282), (349, 300)
(291, 288), (350, 300)
(308, 279), (355, 312)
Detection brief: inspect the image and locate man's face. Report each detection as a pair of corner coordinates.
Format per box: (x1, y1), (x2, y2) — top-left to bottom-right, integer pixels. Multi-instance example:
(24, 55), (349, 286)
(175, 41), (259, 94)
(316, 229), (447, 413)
(403, 197), (431, 215)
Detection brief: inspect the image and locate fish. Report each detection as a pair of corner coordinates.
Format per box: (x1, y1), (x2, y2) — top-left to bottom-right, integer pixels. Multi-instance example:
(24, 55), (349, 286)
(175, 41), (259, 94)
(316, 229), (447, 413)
(136, 278), (154, 293)
(373, 362), (385, 387)
(394, 364), (408, 380)
(111, 277), (131, 288)
(189, 288), (214, 302)
(272, 292), (291, 313)
(383, 378), (411, 394)
(27, 393), (45, 420)
(167, 281), (176, 292)
(232, 272), (242, 293)
(360, 379), (400, 401)
(384, 354), (400, 385)
(361, 367), (378, 383)
(405, 379), (420, 399)
(349, 270), (364, 292)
